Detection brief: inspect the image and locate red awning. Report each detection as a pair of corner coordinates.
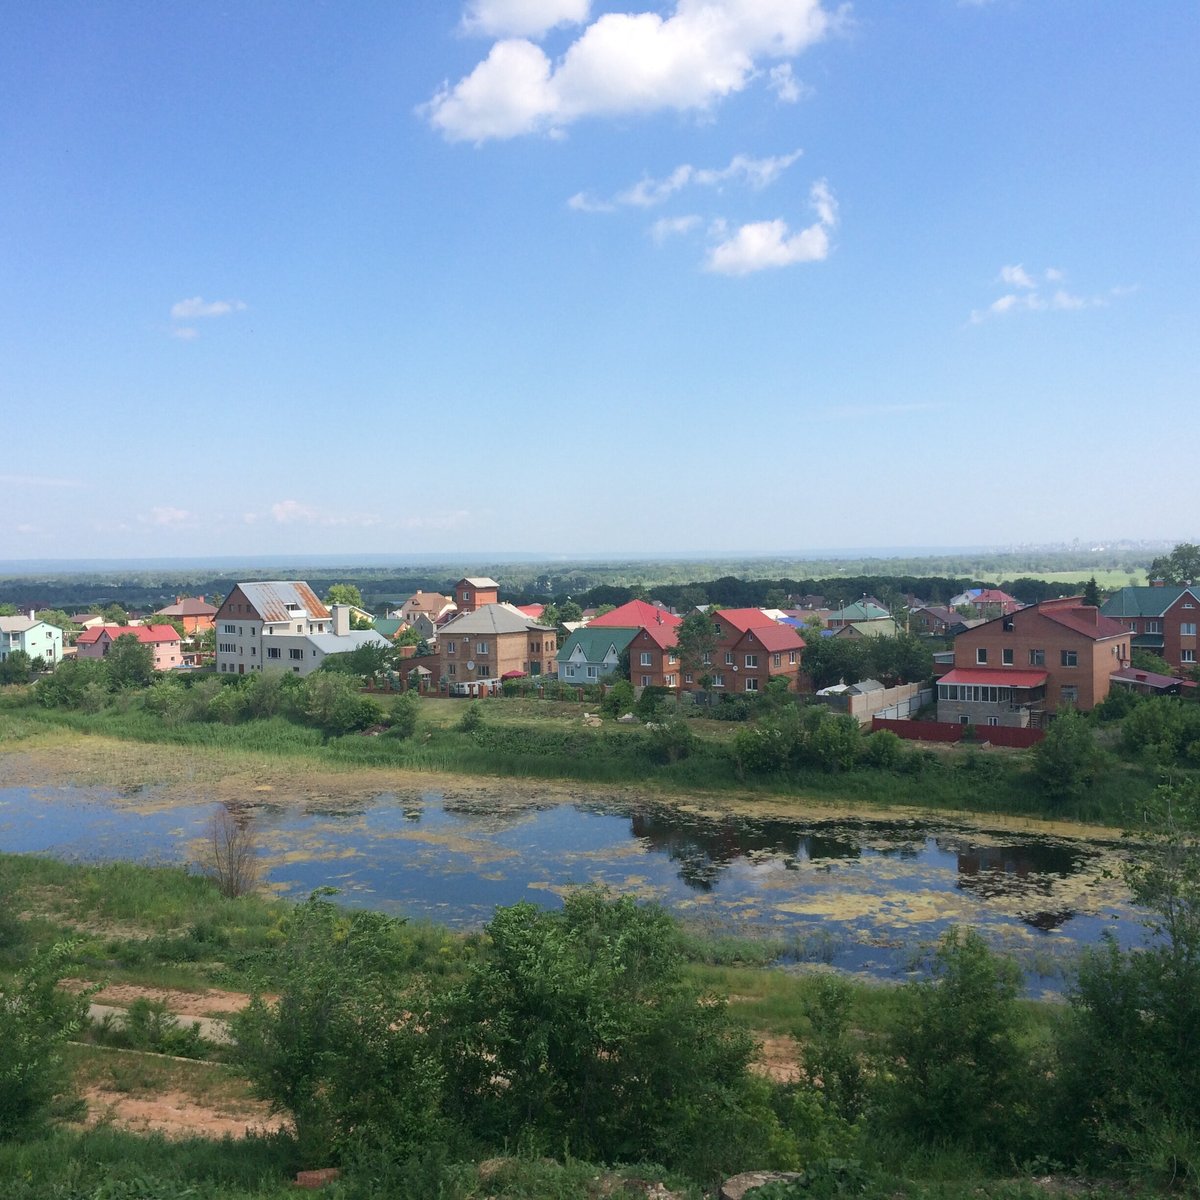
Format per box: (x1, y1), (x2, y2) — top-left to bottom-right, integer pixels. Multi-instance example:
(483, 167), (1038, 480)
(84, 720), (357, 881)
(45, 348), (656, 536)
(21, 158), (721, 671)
(940, 668), (1047, 688)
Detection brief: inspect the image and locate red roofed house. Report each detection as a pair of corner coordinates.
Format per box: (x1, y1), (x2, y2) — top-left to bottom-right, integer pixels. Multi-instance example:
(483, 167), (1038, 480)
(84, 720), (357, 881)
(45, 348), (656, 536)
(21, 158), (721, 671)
(965, 588), (1023, 617)
(153, 596), (217, 636)
(592, 601), (682, 689)
(76, 624), (183, 671)
(690, 608), (805, 696)
(937, 597), (1131, 727)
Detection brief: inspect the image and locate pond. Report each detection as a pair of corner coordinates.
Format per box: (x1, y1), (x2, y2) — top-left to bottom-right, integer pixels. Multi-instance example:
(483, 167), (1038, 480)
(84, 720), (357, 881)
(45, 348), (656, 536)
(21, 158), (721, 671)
(0, 783), (1146, 992)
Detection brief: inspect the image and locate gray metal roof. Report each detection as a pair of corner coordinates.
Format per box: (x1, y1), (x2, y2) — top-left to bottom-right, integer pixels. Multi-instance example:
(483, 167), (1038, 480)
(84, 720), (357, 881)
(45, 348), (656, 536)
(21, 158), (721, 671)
(441, 603), (553, 636)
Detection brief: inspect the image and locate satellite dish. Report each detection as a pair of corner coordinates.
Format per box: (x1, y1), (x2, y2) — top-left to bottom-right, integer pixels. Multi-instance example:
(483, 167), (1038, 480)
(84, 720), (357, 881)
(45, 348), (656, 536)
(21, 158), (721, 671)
(466, 660), (475, 671)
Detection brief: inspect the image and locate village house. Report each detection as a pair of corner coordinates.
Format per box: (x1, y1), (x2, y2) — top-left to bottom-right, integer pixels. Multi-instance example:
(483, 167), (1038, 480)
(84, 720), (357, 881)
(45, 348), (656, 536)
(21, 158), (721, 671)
(687, 608), (805, 694)
(910, 604), (960, 636)
(826, 600), (892, 630)
(0, 614), (64, 665)
(590, 600), (682, 689)
(394, 590), (456, 625)
(213, 581), (389, 677)
(453, 577), (500, 613)
(1100, 583), (1200, 674)
(435, 603), (557, 689)
(153, 596), (217, 635)
(936, 597), (1131, 727)
(556, 626), (637, 685)
(76, 624), (182, 671)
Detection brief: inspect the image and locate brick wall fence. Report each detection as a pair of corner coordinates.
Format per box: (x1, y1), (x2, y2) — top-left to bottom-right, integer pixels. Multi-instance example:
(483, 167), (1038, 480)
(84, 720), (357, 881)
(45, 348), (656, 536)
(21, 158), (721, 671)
(871, 717), (1044, 748)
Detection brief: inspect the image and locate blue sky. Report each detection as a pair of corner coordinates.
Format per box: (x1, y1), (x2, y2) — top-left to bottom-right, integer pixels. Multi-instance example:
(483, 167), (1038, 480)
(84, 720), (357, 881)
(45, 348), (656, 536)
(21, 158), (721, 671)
(2, 0), (1196, 561)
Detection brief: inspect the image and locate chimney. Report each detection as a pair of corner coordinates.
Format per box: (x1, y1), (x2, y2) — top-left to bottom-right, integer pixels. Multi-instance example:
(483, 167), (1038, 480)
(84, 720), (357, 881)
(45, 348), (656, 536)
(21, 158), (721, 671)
(332, 604), (350, 636)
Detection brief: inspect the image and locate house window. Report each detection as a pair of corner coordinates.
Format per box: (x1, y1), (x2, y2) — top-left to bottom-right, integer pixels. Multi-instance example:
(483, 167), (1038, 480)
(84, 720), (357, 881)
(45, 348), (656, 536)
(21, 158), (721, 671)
(684, 672), (693, 683)
(1060, 685), (1079, 704)
(223, 624), (236, 634)
(713, 623), (722, 635)
(1029, 649), (1045, 666)
(1061, 650), (1078, 667)
(587, 666), (598, 679)
(772, 653), (781, 668)
(640, 652), (652, 667)
(462, 591), (470, 604)
(1182, 623), (1198, 637)
(1002, 649), (1014, 665)
(987, 716), (1000, 727)
(665, 674), (676, 686)
(1147, 620), (1162, 633)
(1002, 616), (1014, 631)
(1182, 650), (1196, 663)
(477, 665), (491, 678)
(668, 653), (677, 665)
(289, 648), (303, 660)
(447, 641), (455, 654)
(976, 648), (988, 665)
(745, 654), (758, 668)
(448, 664), (456, 676)
(641, 675), (651, 687)
(724, 652), (734, 665)
(267, 647), (281, 659)
(701, 652), (711, 665)
(789, 651), (797, 664)
(712, 673), (725, 687)
(476, 641), (489, 655)
(745, 678), (759, 692)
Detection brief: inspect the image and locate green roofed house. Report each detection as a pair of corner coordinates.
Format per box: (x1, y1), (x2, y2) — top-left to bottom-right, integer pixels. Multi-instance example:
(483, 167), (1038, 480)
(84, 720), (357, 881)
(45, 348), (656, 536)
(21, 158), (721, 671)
(556, 626), (638, 684)
(826, 601), (892, 630)
(1100, 584), (1200, 674)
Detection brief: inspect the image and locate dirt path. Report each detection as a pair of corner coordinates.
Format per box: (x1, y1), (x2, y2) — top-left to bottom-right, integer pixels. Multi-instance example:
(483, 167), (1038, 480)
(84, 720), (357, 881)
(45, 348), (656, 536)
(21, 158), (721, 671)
(81, 1084), (285, 1140)
(65, 980), (254, 1018)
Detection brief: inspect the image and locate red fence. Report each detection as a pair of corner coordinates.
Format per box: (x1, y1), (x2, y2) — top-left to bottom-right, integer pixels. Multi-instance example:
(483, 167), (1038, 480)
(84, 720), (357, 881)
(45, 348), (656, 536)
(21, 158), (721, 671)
(871, 717), (1043, 748)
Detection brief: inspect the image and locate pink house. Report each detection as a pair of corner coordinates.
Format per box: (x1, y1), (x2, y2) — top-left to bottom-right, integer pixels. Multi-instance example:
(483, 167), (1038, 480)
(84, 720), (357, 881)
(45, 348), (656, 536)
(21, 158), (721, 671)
(75, 624), (183, 671)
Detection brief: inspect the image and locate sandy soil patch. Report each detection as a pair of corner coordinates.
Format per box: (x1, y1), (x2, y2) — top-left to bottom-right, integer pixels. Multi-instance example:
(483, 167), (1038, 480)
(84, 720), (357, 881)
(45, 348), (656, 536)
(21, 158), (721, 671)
(752, 1034), (803, 1083)
(64, 980), (254, 1017)
(82, 1085), (285, 1140)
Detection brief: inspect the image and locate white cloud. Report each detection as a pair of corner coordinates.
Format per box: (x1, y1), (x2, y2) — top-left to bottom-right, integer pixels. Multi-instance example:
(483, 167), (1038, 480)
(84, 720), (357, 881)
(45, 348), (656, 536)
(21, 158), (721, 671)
(271, 499), (320, 524)
(170, 296), (247, 320)
(704, 178), (836, 275)
(171, 326), (199, 341)
(268, 499), (382, 528)
(650, 214), (702, 242)
(970, 264), (1118, 323)
(144, 506), (192, 527)
(998, 264), (1036, 289)
(426, 0), (832, 141)
(463, 0), (589, 38)
(570, 149), (802, 214)
(767, 62), (809, 103)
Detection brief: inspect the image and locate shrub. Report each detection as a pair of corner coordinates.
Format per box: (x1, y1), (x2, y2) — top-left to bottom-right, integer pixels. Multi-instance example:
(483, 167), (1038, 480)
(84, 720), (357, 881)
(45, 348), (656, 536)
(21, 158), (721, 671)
(457, 703), (483, 733)
(1031, 709), (1106, 803)
(388, 692), (419, 739)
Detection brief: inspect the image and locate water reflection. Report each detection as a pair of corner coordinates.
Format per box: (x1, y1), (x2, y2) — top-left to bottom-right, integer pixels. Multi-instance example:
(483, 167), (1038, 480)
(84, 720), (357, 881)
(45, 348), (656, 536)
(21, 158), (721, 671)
(0, 784), (1143, 988)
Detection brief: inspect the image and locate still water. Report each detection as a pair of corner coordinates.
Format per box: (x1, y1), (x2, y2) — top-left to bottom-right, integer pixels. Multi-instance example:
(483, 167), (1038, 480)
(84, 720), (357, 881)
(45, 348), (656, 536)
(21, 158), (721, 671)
(0, 784), (1146, 990)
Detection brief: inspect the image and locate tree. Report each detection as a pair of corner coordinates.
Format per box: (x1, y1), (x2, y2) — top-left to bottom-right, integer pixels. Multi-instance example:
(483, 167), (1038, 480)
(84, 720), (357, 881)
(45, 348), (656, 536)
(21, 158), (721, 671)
(320, 641), (394, 682)
(34, 657), (109, 707)
(232, 890), (442, 1165)
(34, 609), (77, 633)
(0, 650), (32, 685)
(0, 942), (95, 1141)
(1149, 542), (1200, 586)
(1130, 648), (1174, 676)
(1054, 782), (1200, 1183)
(674, 608), (717, 688)
(868, 632), (932, 686)
(878, 928), (1033, 1160)
(100, 603), (129, 625)
(0, 604), (16, 616)
(325, 583), (364, 608)
(1083, 576), (1102, 607)
(303, 673), (383, 734)
(1031, 708), (1106, 803)
(800, 637), (869, 691)
(436, 890), (777, 1175)
(198, 805), (261, 898)
(105, 633), (155, 689)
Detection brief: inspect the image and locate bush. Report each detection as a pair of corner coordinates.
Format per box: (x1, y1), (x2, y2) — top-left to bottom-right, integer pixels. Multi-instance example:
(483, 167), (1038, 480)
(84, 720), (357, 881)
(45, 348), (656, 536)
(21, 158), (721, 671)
(457, 703), (483, 733)
(0, 942), (93, 1141)
(1032, 709), (1106, 802)
(875, 928), (1034, 1161)
(388, 692), (419, 739)
(601, 678), (635, 718)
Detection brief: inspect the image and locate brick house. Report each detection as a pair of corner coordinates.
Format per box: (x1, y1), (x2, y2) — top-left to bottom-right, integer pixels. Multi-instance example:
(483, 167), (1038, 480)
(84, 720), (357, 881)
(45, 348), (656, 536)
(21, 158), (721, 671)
(692, 608), (805, 695)
(937, 597), (1131, 726)
(395, 591), (456, 625)
(453, 577), (500, 614)
(436, 603), (557, 688)
(911, 605), (960, 636)
(76, 624), (183, 671)
(153, 596), (217, 636)
(1100, 584), (1200, 674)
(590, 601), (682, 689)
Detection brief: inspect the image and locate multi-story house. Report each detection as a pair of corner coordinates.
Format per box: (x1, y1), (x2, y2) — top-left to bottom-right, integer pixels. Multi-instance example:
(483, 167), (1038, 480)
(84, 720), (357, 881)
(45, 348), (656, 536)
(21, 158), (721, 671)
(153, 596), (217, 635)
(453, 577), (500, 613)
(1100, 584), (1200, 674)
(0, 615), (64, 665)
(590, 601), (682, 689)
(213, 581), (389, 677)
(936, 597), (1131, 727)
(826, 601), (892, 630)
(437, 603), (557, 688)
(76, 624), (182, 670)
(395, 590), (456, 625)
(690, 609), (805, 695)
